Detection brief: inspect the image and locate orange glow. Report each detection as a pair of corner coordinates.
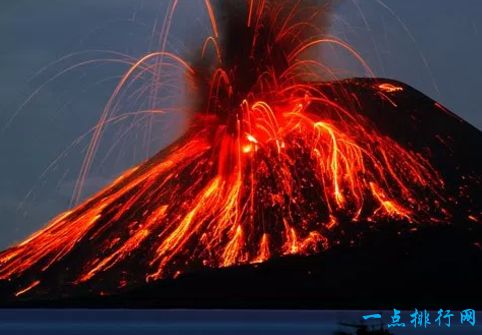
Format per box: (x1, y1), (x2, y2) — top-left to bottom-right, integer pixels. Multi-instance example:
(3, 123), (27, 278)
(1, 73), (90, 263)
(204, 0), (219, 38)
(468, 215), (478, 223)
(15, 280), (40, 297)
(253, 233), (271, 263)
(378, 83), (404, 93)
(370, 182), (412, 220)
(0, 1), (450, 290)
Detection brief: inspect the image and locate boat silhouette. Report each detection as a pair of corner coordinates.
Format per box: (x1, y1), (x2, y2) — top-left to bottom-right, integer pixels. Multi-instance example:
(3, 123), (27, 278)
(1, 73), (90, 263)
(334, 322), (393, 335)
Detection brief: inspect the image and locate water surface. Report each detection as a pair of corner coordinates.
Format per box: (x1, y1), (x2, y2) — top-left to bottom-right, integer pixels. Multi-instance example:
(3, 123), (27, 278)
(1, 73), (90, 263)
(0, 309), (479, 334)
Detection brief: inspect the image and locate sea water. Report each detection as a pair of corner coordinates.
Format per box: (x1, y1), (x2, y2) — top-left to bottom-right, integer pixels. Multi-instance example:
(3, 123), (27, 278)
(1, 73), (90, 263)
(0, 309), (479, 334)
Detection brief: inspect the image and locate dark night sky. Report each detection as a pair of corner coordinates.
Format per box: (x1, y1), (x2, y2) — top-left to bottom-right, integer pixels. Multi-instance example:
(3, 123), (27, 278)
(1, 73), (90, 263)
(0, 0), (481, 249)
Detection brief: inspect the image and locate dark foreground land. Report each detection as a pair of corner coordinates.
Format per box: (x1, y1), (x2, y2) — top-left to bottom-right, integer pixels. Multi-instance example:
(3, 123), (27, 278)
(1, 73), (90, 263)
(2, 222), (481, 309)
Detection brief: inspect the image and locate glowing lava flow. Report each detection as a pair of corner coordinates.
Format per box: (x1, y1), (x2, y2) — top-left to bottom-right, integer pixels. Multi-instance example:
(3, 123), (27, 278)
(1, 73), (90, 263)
(0, 1), (447, 291)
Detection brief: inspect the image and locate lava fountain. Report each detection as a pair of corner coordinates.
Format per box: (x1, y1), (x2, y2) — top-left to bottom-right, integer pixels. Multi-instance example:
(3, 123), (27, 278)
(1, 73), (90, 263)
(0, 0), (458, 297)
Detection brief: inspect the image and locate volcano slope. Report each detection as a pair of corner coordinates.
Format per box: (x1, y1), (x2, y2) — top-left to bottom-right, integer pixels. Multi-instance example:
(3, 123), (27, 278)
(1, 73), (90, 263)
(0, 78), (480, 308)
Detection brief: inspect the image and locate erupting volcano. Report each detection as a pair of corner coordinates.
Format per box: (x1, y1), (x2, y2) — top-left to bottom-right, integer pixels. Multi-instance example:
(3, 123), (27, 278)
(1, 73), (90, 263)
(0, 0), (480, 305)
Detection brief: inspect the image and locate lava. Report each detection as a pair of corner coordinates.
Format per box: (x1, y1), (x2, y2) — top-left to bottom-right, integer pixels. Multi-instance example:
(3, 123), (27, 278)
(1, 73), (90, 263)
(0, 0), (452, 294)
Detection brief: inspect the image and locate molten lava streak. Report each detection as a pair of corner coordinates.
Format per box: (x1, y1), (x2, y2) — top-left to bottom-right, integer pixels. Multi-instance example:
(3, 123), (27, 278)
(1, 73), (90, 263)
(0, 1), (447, 291)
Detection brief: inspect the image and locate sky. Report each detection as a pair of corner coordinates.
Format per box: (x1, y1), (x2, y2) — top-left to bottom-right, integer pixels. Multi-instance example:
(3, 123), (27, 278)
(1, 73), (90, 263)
(0, 0), (481, 249)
